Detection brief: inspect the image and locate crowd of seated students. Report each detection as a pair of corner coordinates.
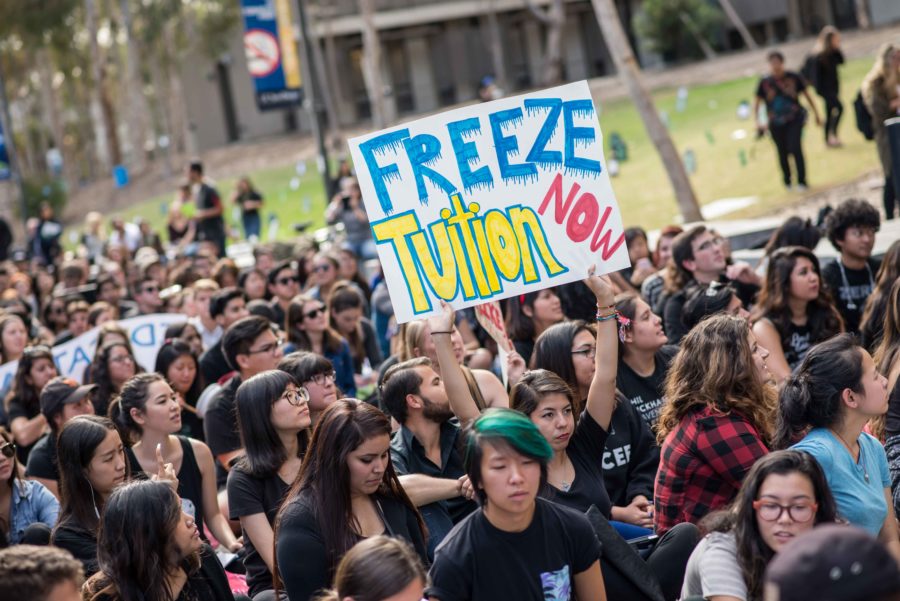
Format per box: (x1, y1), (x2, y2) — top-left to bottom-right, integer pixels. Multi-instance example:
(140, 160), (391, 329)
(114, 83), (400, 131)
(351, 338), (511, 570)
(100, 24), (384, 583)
(2, 189), (900, 601)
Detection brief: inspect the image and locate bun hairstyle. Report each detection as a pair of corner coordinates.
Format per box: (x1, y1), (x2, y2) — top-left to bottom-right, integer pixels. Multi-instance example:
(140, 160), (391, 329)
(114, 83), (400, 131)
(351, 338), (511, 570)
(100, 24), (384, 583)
(774, 334), (864, 449)
(108, 373), (166, 444)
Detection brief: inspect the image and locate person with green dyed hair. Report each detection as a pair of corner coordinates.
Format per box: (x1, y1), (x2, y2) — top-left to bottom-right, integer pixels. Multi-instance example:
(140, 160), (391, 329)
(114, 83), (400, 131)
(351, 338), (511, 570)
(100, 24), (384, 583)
(426, 406), (607, 601)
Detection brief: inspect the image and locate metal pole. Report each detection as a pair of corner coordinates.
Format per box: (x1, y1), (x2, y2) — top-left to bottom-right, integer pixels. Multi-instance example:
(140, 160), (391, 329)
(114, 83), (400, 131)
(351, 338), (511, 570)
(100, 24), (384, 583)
(295, 0), (332, 200)
(0, 57), (29, 230)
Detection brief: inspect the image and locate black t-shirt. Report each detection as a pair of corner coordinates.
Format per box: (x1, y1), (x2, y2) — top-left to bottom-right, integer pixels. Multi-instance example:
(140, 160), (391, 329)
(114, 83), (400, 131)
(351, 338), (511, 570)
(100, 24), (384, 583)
(196, 183), (225, 242)
(238, 190), (262, 216)
(226, 465), (290, 597)
(616, 345), (677, 426)
(822, 258), (879, 334)
(276, 490), (429, 601)
(6, 395), (40, 462)
(885, 379), (900, 440)
(53, 518), (99, 576)
(777, 320), (813, 369)
(204, 375), (243, 461)
(426, 497), (602, 601)
(602, 400), (659, 507)
(199, 341), (232, 387)
(25, 432), (58, 481)
(543, 411), (611, 517)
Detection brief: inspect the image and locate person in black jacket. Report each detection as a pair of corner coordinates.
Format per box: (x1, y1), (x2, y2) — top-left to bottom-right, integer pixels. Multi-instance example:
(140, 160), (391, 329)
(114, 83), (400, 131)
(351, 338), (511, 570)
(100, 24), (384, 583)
(813, 26), (845, 147)
(274, 399), (428, 601)
(82, 480), (236, 601)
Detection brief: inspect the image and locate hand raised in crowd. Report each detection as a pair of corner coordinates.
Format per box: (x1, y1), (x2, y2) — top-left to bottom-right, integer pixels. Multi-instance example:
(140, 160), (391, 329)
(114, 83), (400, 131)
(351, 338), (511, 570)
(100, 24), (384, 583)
(582, 264), (615, 305)
(506, 346), (527, 387)
(426, 298), (455, 335)
(153, 443), (179, 490)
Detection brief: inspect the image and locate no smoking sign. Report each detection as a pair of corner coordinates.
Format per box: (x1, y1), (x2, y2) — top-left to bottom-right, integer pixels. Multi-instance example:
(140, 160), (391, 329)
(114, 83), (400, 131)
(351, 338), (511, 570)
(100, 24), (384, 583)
(244, 29), (280, 78)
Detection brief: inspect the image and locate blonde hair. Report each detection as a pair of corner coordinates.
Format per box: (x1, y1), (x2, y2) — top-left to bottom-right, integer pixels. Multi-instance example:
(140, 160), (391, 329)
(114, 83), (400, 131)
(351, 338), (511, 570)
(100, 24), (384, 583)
(402, 320), (429, 362)
(862, 43), (900, 109)
(192, 278), (220, 293)
(657, 314), (776, 445)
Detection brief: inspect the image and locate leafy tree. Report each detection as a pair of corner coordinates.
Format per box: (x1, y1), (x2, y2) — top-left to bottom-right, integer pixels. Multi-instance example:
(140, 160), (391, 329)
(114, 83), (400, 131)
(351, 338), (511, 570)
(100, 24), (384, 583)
(634, 0), (723, 60)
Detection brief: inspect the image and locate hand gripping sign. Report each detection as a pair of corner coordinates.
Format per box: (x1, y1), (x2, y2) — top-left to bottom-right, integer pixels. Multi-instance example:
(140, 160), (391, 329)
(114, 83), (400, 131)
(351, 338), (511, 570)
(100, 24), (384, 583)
(349, 81), (630, 324)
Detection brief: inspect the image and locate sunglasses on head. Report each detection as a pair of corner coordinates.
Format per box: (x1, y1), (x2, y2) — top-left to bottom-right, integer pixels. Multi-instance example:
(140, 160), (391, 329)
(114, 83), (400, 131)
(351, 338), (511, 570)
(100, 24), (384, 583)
(304, 306), (325, 320)
(0, 441), (15, 459)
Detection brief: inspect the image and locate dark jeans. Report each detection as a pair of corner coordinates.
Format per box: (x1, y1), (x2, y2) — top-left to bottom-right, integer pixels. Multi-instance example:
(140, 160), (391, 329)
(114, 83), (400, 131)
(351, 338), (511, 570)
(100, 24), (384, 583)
(242, 211), (262, 240)
(770, 119), (806, 186)
(821, 93), (843, 141)
(886, 175), (897, 220)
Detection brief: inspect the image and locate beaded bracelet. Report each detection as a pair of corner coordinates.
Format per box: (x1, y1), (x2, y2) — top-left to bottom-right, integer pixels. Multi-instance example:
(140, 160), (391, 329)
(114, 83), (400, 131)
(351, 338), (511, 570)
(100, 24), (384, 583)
(596, 311), (618, 323)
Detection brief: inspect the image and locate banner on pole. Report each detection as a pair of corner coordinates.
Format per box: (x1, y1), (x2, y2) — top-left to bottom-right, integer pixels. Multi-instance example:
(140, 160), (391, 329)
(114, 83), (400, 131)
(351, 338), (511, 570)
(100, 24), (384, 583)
(240, 0), (303, 111)
(349, 81), (629, 323)
(0, 314), (187, 395)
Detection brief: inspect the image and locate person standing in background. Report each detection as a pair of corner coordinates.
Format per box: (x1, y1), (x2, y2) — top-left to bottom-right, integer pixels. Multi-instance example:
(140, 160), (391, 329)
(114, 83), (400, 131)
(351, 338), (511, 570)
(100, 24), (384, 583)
(188, 160), (226, 257)
(862, 43), (900, 220)
(812, 26), (845, 147)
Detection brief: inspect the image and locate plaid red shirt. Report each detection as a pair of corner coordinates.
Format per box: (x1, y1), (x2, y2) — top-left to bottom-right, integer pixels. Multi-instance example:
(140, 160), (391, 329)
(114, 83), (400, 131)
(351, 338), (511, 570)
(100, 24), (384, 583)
(653, 405), (769, 534)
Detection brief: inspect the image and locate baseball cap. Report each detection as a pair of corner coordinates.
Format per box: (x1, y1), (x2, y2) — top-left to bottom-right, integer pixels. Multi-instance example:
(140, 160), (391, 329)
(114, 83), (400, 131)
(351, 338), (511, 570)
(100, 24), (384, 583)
(765, 524), (900, 601)
(40, 377), (98, 419)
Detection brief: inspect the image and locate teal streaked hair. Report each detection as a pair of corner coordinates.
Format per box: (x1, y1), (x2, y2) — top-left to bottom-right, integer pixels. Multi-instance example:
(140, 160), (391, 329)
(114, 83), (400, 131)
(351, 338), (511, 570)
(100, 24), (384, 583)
(465, 408), (553, 469)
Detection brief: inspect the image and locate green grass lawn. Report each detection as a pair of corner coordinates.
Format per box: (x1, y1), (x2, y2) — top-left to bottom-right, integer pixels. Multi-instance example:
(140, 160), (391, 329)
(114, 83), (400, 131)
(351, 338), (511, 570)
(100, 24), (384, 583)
(105, 56), (880, 242)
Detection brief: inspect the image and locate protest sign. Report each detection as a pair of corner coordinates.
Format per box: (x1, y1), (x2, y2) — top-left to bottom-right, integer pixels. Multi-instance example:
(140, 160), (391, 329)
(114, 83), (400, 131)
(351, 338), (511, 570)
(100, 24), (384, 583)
(0, 314), (187, 395)
(349, 80), (629, 324)
(474, 301), (511, 353)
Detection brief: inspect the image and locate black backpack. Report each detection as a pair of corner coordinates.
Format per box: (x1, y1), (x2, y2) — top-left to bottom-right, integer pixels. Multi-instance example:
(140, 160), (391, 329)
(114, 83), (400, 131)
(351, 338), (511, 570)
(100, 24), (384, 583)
(801, 54), (818, 90)
(854, 90), (874, 141)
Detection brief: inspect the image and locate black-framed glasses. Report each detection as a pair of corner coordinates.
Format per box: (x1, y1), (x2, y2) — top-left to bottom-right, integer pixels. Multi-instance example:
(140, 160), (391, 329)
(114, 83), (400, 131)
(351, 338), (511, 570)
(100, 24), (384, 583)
(247, 337), (284, 356)
(277, 276), (299, 286)
(304, 306), (326, 320)
(0, 441), (16, 459)
(279, 386), (310, 406)
(306, 370), (336, 387)
(571, 346), (597, 359)
(752, 500), (818, 523)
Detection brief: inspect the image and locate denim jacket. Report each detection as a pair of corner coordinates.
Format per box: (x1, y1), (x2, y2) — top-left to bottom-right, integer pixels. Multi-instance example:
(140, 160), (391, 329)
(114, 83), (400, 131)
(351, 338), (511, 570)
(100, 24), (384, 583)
(10, 479), (59, 544)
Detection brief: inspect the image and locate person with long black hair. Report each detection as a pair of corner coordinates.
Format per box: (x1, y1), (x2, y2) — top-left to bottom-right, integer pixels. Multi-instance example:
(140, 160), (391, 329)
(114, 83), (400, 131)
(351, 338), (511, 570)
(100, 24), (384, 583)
(5, 345), (58, 462)
(83, 479), (236, 601)
(681, 450), (838, 601)
(155, 339), (205, 441)
(278, 352), (339, 428)
(228, 370), (311, 600)
(0, 427), (58, 546)
(752, 246), (844, 382)
(274, 399), (427, 601)
(87, 342), (138, 418)
(52, 415), (130, 576)
(776, 334), (900, 561)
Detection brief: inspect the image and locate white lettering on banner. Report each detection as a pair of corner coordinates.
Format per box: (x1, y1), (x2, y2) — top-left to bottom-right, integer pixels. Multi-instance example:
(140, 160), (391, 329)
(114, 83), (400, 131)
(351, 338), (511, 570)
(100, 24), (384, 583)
(0, 314), (187, 392)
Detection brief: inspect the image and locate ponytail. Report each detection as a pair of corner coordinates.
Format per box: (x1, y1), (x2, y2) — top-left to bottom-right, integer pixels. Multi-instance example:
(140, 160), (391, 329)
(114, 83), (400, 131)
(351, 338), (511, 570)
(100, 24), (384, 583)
(774, 334), (864, 449)
(108, 373), (166, 445)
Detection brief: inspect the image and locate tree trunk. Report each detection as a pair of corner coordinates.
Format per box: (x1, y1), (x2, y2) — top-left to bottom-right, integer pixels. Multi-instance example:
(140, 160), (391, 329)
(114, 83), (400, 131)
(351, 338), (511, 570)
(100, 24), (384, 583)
(119, 0), (150, 174)
(716, 0), (758, 50)
(100, 66), (122, 166)
(484, 0), (509, 93)
(525, 0), (565, 86)
(589, 0), (703, 223)
(855, 0), (871, 29)
(358, 0), (388, 128)
(37, 48), (78, 191)
(85, 0), (111, 173)
(680, 12), (717, 60)
(308, 11), (344, 150)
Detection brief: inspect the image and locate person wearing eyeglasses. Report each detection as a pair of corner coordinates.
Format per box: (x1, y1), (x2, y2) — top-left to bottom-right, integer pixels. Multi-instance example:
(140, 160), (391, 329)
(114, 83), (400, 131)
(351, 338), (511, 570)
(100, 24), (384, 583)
(267, 261), (300, 329)
(751, 247), (844, 383)
(656, 226), (760, 345)
(204, 316), (284, 476)
(777, 335), (900, 562)
(110, 373), (242, 554)
(278, 352), (339, 428)
(531, 317), (660, 537)
(681, 450), (838, 601)
(87, 342), (139, 418)
(285, 294), (356, 398)
(228, 370), (311, 599)
(821, 199), (882, 335)
(199, 288), (249, 386)
(0, 427), (59, 546)
(6, 345), (58, 463)
(130, 275), (163, 317)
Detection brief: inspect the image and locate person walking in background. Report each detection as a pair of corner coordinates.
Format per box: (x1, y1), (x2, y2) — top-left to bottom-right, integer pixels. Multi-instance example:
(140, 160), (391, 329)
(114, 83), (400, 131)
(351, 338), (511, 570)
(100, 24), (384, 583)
(812, 26), (845, 147)
(862, 43), (900, 220)
(188, 160), (226, 257)
(754, 51), (823, 191)
(232, 176), (264, 241)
